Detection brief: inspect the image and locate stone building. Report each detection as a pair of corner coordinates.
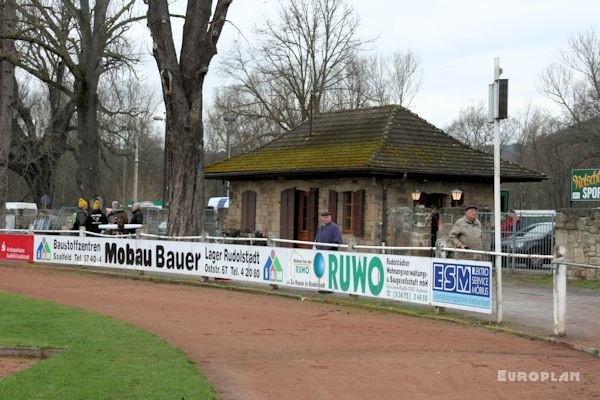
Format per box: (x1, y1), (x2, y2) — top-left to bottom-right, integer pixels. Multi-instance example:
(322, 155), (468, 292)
(205, 105), (544, 246)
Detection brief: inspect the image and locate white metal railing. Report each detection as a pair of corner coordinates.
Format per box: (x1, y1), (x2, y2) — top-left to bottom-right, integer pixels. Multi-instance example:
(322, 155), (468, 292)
(97, 224), (142, 231)
(440, 246), (555, 260)
(354, 244), (433, 252)
(552, 260), (600, 269)
(208, 236), (268, 243)
(84, 231), (134, 239)
(271, 238), (347, 249)
(0, 227), (562, 260)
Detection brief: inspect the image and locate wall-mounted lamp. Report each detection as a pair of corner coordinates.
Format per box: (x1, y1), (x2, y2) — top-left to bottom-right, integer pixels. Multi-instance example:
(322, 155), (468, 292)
(411, 189), (422, 207)
(451, 188), (463, 207)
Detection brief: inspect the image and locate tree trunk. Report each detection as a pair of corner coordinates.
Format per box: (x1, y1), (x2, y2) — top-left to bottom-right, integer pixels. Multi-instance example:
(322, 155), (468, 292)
(147, 0), (231, 236)
(24, 163), (55, 208)
(75, 86), (101, 200)
(73, 0), (108, 200)
(165, 91), (205, 235)
(0, 0), (16, 228)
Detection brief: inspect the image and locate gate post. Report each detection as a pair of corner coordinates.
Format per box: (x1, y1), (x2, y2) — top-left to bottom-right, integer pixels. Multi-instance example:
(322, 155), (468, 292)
(553, 246), (567, 336)
(434, 239), (446, 314)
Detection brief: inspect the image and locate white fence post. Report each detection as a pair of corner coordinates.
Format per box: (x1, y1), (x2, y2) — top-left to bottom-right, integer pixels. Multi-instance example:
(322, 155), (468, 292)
(553, 246), (567, 336)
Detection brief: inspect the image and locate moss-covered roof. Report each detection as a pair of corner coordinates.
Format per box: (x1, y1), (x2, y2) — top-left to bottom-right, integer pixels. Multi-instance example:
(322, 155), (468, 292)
(205, 105), (545, 182)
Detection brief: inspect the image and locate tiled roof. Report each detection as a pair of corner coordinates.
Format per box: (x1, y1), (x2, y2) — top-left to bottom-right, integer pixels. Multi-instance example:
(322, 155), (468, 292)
(205, 105), (545, 182)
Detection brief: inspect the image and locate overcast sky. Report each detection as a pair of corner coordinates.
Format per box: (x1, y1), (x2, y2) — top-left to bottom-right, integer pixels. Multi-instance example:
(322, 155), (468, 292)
(138, 0), (600, 128)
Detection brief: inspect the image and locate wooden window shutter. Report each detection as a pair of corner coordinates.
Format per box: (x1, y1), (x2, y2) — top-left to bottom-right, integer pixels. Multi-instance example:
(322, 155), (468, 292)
(329, 190), (338, 223)
(353, 189), (365, 237)
(279, 188), (296, 247)
(241, 191), (256, 232)
(307, 188), (319, 242)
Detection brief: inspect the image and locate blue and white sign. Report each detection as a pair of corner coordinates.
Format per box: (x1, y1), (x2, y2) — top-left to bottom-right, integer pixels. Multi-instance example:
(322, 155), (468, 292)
(430, 258), (492, 314)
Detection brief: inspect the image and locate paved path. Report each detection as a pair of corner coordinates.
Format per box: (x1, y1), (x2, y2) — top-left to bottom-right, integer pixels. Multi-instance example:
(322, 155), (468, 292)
(1, 265), (599, 400)
(470, 282), (600, 351)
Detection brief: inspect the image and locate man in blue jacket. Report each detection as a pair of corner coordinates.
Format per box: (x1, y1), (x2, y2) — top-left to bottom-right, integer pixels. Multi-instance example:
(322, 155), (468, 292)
(315, 210), (342, 251)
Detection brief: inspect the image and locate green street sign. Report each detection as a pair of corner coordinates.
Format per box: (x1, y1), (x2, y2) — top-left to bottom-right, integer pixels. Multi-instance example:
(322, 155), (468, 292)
(571, 169), (600, 201)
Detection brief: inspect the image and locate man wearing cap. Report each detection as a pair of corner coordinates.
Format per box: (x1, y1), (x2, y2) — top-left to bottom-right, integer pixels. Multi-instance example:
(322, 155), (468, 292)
(448, 205), (482, 260)
(71, 198), (88, 231)
(85, 199), (108, 234)
(315, 211), (342, 251)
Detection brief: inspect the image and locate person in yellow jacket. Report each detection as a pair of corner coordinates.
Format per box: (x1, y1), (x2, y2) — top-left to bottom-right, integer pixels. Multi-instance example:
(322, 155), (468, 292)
(448, 205), (482, 260)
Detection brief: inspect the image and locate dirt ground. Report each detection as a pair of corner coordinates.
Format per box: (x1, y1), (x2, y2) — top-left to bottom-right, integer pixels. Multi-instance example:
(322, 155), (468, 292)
(0, 265), (599, 399)
(0, 358), (37, 379)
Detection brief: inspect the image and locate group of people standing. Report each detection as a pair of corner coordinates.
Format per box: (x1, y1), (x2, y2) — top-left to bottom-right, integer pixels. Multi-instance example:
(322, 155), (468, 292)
(71, 198), (143, 235)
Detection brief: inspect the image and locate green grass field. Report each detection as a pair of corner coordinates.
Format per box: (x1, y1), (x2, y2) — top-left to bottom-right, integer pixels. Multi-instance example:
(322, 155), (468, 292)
(0, 291), (216, 399)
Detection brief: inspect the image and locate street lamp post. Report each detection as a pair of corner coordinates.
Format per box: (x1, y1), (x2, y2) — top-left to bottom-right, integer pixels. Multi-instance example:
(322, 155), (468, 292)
(133, 130), (139, 203)
(152, 114), (167, 208)
(223, 115), (236, 199)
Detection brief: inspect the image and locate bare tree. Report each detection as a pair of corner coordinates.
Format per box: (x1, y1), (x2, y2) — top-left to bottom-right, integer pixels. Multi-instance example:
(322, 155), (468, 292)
(222, 0), (367, 132)
(538, 29), (600, 152)
(146, 0), (231, 236)
(0, 0), (16, 228)
(9, 77), (76, 207)
(328, 50), (421, 110)
(502, 105), (561, 208)
(445, 101), (518, 153)
(1, 0), (141, 199)
(204, 87), (283, 161)
(95, 73), (162, 204)
(327, 55), (373, 110)
(389, 49), (421, 107)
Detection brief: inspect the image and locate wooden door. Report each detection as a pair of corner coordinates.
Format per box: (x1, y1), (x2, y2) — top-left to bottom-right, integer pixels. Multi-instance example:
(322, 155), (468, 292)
(296, 191), (309, 247)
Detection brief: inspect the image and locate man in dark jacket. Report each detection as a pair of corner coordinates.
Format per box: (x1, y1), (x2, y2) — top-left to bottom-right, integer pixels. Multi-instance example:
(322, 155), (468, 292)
(71, 198), (88, 231)
(128, 202), (143, 234)
(85, 199), (108, 234)
(315, 210), (342, 251)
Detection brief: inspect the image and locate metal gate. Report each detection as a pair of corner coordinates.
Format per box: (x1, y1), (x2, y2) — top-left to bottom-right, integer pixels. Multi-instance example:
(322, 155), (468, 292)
(478, 211), (556, 272)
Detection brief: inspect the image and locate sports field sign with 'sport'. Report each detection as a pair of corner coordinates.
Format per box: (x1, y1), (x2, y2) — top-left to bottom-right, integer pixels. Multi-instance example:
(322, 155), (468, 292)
(571, 169), (600, 201)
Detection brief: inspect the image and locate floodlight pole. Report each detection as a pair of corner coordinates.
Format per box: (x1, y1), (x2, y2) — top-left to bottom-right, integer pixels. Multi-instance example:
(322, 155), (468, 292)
(493, 57), (503, 324)
(133, 130), (139, 203)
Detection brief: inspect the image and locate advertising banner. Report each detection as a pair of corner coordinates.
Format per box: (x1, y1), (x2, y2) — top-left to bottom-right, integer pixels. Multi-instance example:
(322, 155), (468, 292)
(430, 258), (493, 314)
(32, 235), (491, 314)
(0, 234), (34, 262)
(283, 249), (430, 303)
(571, 169), (600, 201)
(33, 235), (274, 284)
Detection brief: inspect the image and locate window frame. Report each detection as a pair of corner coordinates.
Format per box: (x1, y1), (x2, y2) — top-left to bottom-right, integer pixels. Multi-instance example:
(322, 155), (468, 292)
(342, 191), (355, 234)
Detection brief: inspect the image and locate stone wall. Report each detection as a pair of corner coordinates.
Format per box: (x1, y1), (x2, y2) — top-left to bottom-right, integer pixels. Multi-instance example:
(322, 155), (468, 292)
(555, 209), (600, 279)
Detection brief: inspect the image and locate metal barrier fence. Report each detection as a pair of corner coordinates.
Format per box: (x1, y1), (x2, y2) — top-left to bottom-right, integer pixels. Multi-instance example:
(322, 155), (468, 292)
(142, 208), (169, 236)
(477, 211), (556, 272)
